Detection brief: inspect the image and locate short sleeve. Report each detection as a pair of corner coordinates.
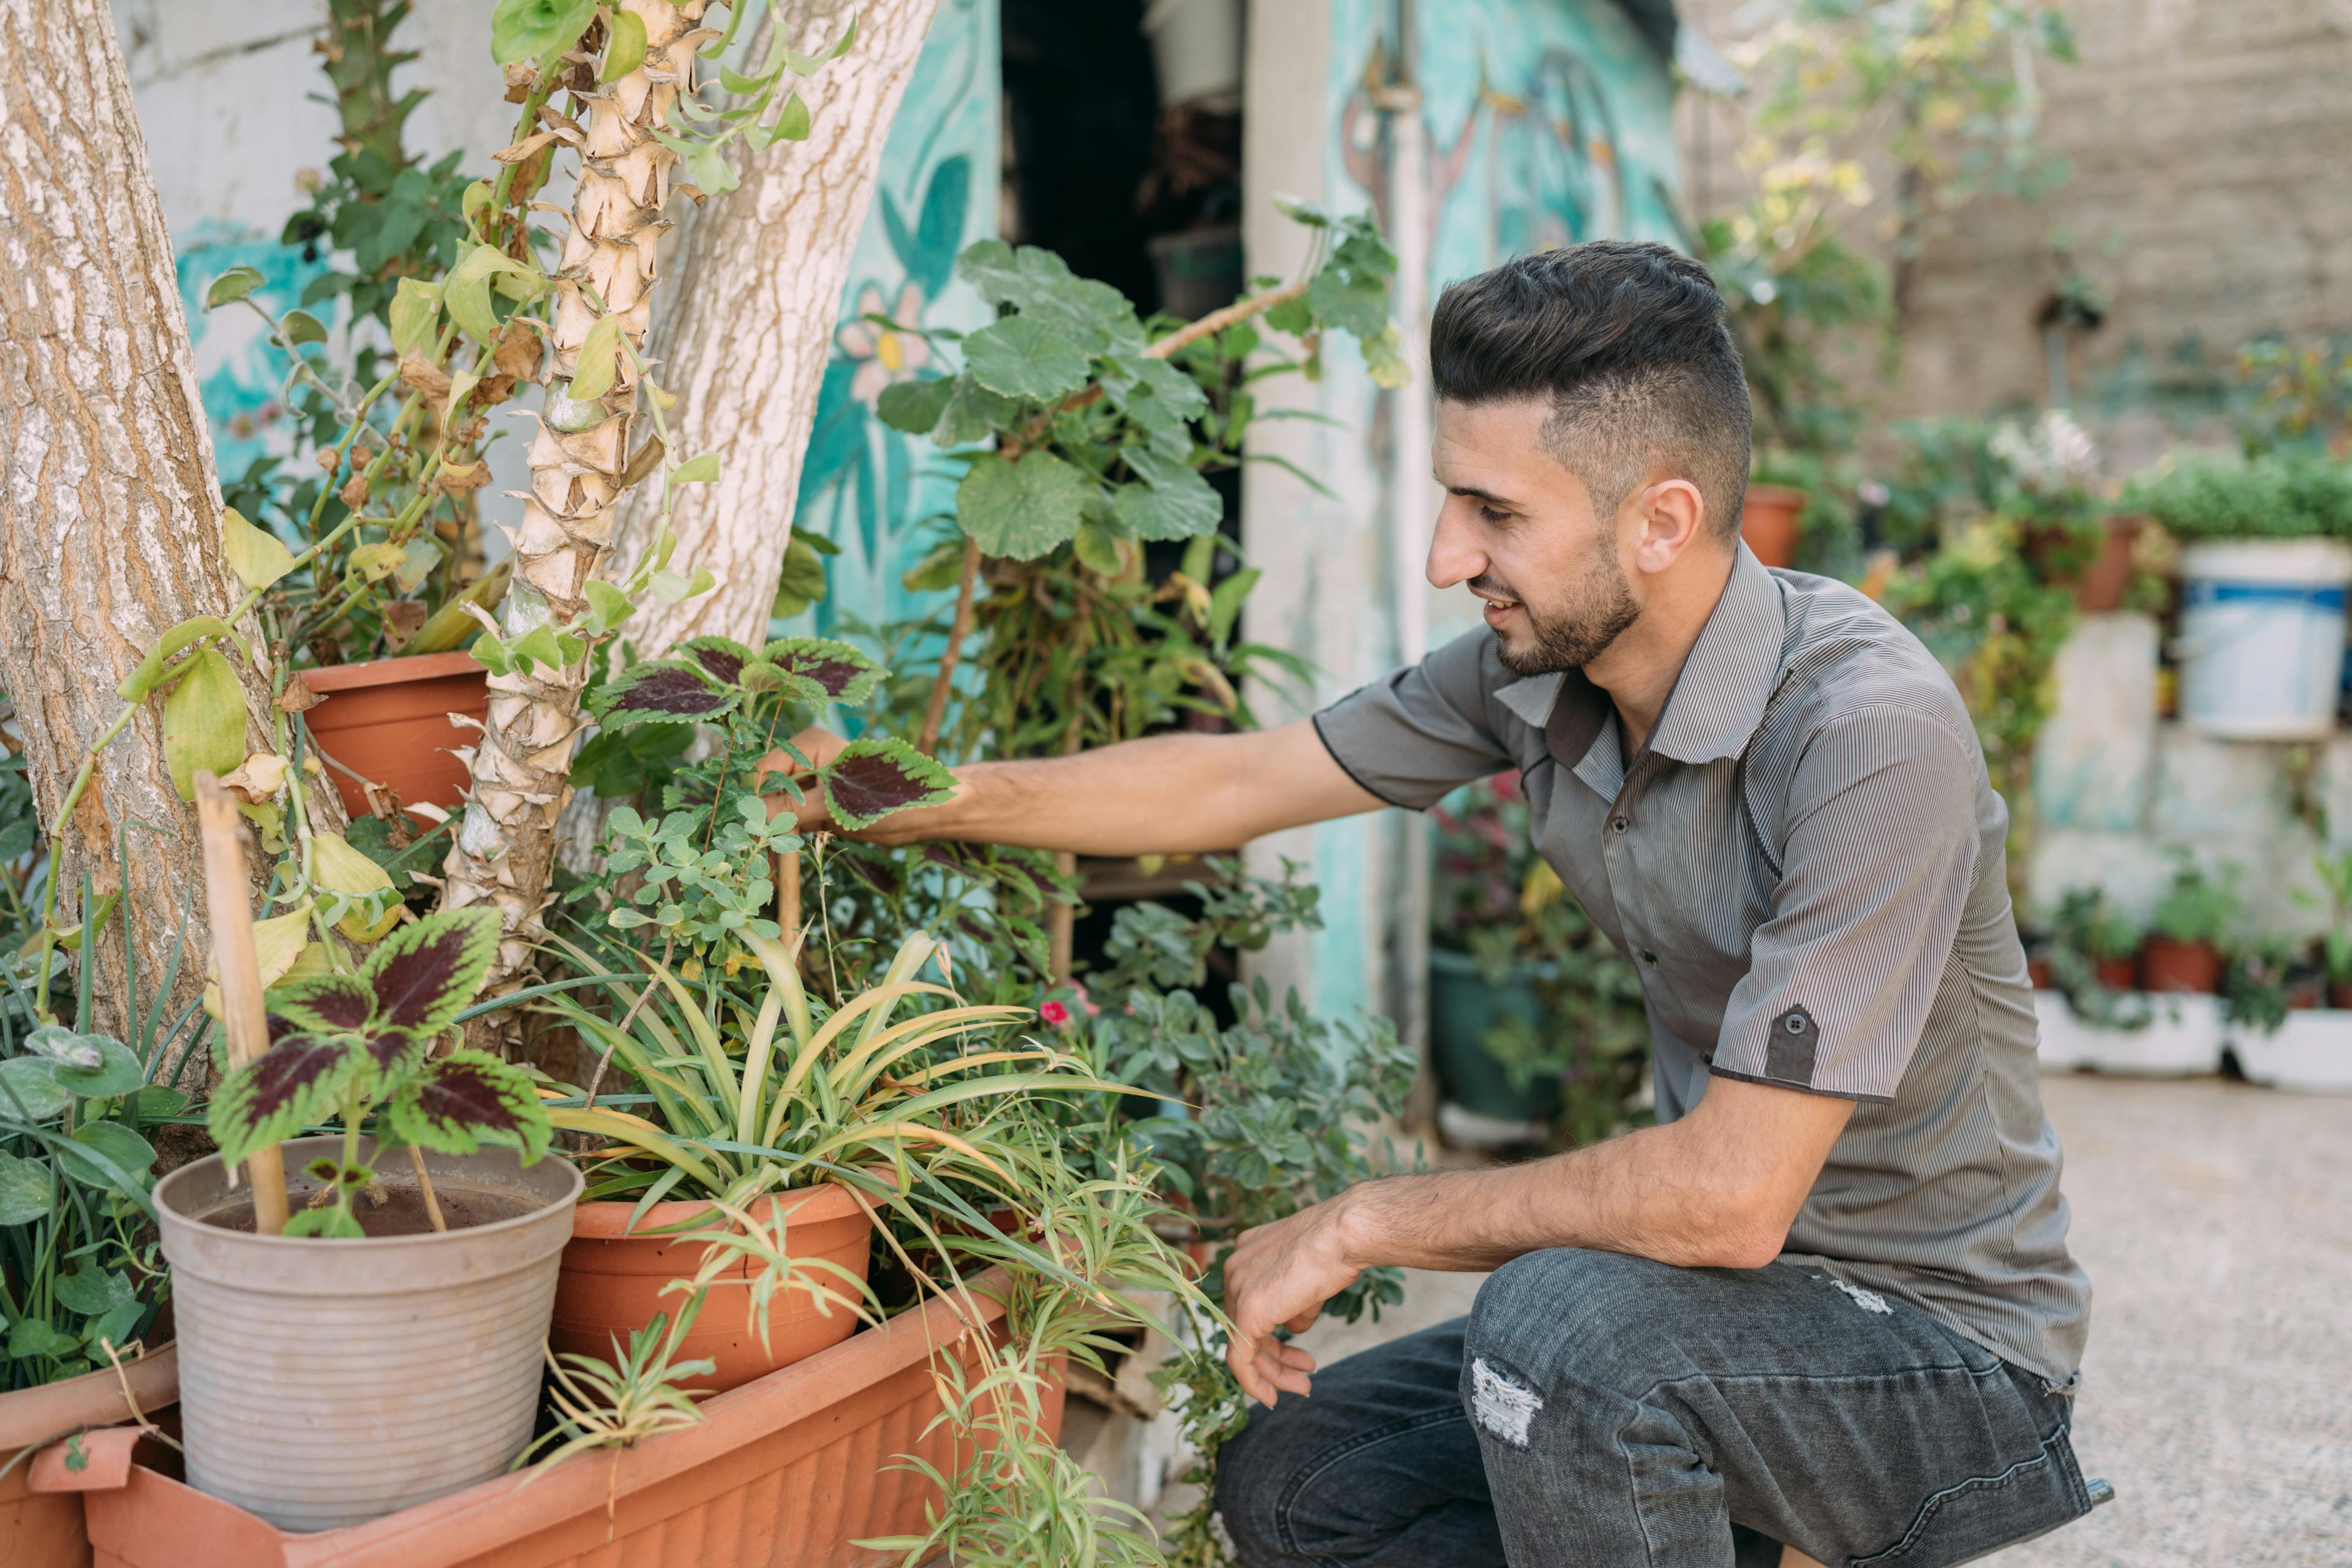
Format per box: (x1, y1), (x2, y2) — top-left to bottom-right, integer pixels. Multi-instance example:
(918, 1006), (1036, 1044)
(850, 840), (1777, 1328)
(1711, 704), (1981, 1103)
(1311, 628), (1513, 810)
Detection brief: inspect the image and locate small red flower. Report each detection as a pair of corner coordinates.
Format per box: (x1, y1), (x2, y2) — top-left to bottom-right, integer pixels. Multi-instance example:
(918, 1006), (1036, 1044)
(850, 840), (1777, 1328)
(1038, 1000), (1071, 1026)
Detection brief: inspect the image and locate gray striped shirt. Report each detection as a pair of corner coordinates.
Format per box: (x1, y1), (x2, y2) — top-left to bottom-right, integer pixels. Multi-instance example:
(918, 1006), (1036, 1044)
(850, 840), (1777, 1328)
(1316, 546), (2089, 1389)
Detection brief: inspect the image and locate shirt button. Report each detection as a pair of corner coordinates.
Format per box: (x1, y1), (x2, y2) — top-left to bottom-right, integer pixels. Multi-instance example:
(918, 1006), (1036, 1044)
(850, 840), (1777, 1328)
(1642, 951), (1658, 965)
(1610, 815), (1629, 834)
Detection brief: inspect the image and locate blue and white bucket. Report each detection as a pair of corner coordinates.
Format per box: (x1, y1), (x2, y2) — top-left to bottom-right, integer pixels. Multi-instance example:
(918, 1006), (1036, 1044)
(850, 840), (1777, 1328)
(2175, 539), (2352, 739)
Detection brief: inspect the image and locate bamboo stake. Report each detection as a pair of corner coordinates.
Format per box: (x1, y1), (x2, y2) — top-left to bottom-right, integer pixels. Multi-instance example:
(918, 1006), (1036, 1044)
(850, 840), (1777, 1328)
(193, 774), (290, 1236)
(406, 1145), (448, 1232)
(775, 848), (802, 947)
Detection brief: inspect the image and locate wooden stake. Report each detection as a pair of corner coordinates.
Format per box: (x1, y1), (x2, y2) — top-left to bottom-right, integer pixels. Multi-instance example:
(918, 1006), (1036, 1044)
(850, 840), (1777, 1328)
(193, 774), (290, 1237)
(775, 848), (802, 948)
(406, 1145), (447, 1232)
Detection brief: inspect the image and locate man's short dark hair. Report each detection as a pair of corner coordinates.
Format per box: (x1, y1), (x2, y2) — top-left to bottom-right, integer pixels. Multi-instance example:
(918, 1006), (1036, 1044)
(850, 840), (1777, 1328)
(1429, 241), (1753, 540)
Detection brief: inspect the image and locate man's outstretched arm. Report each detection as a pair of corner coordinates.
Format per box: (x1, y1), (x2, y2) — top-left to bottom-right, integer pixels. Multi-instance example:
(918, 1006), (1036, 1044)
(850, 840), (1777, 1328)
(768, 717), (1388, 858)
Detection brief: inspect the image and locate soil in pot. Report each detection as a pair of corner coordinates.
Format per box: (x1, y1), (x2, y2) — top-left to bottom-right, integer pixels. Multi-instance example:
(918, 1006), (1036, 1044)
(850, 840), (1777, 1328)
(2141, 936), (2222, 994)
(200, 1178), (541, 1236)
(299, 650), (489, 817)
(552, 1184), (872, 1395)
(154, 1136), (580, 1533)
(1740, 484), (1806, 569)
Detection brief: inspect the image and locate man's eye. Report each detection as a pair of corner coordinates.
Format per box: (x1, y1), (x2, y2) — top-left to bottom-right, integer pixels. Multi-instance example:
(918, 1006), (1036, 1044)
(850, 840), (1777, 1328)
(1479, 505), (1510, 525)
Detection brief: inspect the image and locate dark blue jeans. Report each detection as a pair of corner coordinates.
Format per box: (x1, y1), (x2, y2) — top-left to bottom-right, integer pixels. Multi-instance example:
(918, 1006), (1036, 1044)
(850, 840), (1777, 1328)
(1215, 1251), (2090, 1567)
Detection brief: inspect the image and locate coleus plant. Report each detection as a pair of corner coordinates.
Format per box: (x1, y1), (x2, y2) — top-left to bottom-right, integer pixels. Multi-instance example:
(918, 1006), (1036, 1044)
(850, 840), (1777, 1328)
(208, 908), (551, 1238)
(568, 634), (952, 972)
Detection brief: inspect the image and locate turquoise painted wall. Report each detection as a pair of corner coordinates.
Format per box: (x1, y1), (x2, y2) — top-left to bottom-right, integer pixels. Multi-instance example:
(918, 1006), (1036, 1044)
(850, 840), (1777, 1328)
(790, 0), (998, 641)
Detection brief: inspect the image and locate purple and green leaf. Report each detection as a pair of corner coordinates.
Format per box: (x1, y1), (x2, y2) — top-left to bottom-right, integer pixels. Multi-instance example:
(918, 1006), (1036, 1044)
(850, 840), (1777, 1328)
(759, 637), (884, 707)
(820, 737), (957, 832)
(265, 973), (374, 1034)
(364, 908), (500, 1034)
(675, 636), (756, 687)
(590, 662), (739, 728)
(208, 1033), (369, 1167)
(383, 1049), (551, 1164)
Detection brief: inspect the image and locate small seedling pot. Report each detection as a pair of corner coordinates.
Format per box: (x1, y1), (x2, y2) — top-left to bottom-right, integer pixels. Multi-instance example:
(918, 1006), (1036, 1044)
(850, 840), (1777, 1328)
(552, 1185), (871, 1393)
(299, 650), (489, 817)
(0, 1343), (177, 1568)
(1740, 484), (1806, 568)
(2140, 936), (2222, 994)
(153, 1136), (580, 1532)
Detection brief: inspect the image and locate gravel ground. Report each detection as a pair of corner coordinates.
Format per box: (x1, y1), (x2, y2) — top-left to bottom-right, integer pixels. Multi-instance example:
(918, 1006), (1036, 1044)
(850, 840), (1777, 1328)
(1250, 1072), (2352, 1566)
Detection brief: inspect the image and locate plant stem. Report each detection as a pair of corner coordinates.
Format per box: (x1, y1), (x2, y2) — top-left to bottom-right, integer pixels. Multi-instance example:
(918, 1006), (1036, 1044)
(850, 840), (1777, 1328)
(406, 1144), (447, 1232)
(1144, 278), (1311, 362)
(916, 535), (982, 757)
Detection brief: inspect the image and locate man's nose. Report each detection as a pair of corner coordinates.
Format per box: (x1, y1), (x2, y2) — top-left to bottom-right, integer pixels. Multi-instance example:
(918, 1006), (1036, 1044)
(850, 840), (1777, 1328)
(1425, 502), (1485, 589)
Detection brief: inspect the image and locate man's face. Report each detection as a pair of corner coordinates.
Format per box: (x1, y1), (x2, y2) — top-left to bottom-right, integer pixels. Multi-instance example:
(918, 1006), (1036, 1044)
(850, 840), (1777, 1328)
(1427, 398), (1638, 676)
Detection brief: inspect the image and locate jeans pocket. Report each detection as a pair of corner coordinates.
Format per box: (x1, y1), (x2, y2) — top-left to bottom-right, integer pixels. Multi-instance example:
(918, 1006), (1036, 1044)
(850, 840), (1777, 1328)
(1850, 1421), (2091, 1567)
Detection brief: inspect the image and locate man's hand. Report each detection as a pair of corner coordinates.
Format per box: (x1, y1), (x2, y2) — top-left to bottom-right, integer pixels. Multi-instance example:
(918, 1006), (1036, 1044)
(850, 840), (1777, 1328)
(1221, 1196), (1366, 1406)
(758, 728), (851, 834)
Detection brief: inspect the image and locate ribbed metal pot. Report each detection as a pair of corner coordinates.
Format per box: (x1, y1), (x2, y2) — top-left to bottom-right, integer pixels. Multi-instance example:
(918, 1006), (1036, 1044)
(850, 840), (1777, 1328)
(153, 1136), (581, 1532)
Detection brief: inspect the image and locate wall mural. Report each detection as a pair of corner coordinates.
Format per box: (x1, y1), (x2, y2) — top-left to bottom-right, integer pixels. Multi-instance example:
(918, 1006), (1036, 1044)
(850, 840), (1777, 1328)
(790, 0), (999, 642)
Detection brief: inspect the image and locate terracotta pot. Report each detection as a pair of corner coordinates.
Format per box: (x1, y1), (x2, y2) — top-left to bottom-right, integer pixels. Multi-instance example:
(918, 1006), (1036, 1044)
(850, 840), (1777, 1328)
(552, 1186), (872, 1394)
(2330, 978), (2352, 1012)
(2093, 956), (2139, 991)
(2286, 974), (2325, 1011)
(2027, 956), (2056, 990)
(1740, 484), (1806, 568)
(2140, 936), (2222, 995)
(298, 652), (488, 818)
(2071, 516), (2141, 613)
(51, 1268), (1055, 1568)
(0, 1346), (178, 1568)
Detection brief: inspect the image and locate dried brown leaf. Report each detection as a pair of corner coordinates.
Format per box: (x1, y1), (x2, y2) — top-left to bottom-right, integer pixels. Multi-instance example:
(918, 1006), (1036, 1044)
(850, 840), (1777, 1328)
(218, 752), (288, 805)
(437, 459), (492, 493)
(380, 601), (429, 652)
(491, 319), (544, 380)
(274, 673), (325, 714)
(339, 475), (369, 508)
(399, 351), (451, 402)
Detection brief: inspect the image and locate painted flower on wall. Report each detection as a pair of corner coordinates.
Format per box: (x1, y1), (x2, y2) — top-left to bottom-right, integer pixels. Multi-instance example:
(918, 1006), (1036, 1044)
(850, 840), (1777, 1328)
(838, 282), (930, 403)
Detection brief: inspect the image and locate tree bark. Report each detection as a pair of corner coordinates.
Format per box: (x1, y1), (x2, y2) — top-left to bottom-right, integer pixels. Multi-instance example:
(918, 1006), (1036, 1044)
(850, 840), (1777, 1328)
(614, 0), (941, 655)
(0, 0), (277, 1036)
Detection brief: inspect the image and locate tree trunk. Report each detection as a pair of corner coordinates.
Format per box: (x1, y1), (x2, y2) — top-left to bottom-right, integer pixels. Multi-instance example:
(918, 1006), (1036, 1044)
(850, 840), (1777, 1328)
(615, 0), (941, 655)
(0, 0), (277, 1038)
(439, 0), (706, 999)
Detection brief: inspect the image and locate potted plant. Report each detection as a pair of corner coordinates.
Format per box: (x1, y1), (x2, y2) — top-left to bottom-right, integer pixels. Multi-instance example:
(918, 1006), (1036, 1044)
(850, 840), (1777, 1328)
(1740, 479), (1808, 568)
(0, 880), (192, 1568)
(1428, 774), (1648, 1139)
(2238, 853), (2352, 1093)
(2043, 885), (2220, 1076)
(2142, 858), (2241, 994)
(2138, 451), (2352, 740)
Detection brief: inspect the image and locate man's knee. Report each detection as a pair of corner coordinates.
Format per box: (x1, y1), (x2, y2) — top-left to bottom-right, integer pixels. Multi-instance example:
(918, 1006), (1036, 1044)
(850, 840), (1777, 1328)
(1461, 1249), (1686, 1443)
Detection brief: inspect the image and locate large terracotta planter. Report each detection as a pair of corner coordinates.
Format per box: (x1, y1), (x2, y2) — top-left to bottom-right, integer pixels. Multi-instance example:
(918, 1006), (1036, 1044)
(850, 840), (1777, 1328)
(298, 652), (489, 818)
(0, 1344), (178, 1568)
(552, 1186), (872, 1393)
(2140, 936), (2222, 994)
(1740, 484), (1806, 568)
(45, 1268), (1055, 1568)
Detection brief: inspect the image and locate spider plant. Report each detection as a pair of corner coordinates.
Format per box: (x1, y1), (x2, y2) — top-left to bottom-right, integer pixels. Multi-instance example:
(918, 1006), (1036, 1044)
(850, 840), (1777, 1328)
(538, 927), (1139, 1231)
(516, 1294), (715, 1477)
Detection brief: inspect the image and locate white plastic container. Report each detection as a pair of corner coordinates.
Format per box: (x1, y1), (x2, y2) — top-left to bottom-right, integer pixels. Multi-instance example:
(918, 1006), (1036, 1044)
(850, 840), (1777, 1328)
(2174, 538), (2352, 739)
(2077, 992), (2225, 1077)
(1142, 0), (1242, 108)
(2033, 988), (2092, 1071)
(2233, 1009), (2352, 1093)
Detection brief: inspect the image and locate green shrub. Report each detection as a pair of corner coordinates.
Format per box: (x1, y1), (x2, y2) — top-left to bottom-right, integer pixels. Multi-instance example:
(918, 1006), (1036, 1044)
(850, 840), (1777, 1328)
(2135, 451), (2352, 541)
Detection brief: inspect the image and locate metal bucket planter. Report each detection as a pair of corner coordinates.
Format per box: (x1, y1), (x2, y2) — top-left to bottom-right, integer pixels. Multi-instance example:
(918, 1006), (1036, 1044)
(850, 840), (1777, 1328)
(153, 1136), (581, 1532)
(0, 1344), (177, 1568)
(42, 1268), (1052, 1568)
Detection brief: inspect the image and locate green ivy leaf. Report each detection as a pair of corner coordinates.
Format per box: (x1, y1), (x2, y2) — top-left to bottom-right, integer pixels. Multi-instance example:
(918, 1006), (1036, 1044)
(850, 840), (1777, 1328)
(933, 379), (1023, 446)
(1305, 266), (1390, 341)
(221, 508), (296, 592)
(388, 277), (446, 356)
(1112, 447), (1223, 541)
(962, 318), (1091, 403)
(490, 0), (599, 64)
(162, 647), (247, 802)
(116, 616), (231, 703)
(956, 450), (1088, 561)
(876, 375), (956, 436)
(281, 309), (330, 347)
(54, 1265), (133, 1317)
(1104, 354), (1209, 429)
(205, 267), (264, 308)
(599, 6), (648, 80)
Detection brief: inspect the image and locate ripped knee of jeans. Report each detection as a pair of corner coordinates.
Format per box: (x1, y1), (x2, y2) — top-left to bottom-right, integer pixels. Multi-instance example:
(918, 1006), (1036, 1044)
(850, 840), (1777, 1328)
(1468, 1355), (1544, 1449)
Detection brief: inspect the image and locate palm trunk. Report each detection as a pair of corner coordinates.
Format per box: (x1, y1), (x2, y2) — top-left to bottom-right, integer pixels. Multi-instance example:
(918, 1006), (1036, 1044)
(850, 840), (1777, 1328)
(439, 0), (707, 994)
(612, 0), (941, 655)
(0, 0), (280, 1036)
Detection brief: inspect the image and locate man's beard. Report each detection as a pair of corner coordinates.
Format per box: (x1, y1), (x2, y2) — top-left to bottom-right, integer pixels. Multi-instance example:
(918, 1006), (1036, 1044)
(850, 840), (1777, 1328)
(1480, 551), (1641, 676)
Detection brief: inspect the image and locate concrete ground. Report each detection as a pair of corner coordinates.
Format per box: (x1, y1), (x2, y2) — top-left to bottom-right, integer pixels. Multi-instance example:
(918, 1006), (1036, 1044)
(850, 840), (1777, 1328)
(1270, 1073), (2352, 1566)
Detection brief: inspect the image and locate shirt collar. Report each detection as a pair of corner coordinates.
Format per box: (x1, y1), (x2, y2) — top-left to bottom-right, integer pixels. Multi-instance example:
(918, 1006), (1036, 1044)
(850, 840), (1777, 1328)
(1521, 544), (1789, 780)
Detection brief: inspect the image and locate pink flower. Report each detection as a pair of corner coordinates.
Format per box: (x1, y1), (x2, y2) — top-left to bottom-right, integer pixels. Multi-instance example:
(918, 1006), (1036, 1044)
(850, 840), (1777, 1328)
(1038, 1000), (1071, 1026)
(839, 282), (931, 404)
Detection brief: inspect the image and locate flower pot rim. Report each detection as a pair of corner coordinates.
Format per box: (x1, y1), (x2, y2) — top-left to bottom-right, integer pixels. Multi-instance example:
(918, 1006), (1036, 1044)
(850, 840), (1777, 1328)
(0, 1342), (177, 1451)
(1743, 482), (1809, 506)
(570, 1181), (865, 1238)
(153, 1144), (582, 1253)
(296, 650), (486, 694)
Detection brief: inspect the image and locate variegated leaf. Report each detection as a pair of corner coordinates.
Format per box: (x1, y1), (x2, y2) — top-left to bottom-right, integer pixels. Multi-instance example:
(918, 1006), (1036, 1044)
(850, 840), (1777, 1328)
(759, 637), (884, 707)
(364, 908), (500, 1034)
(385, 1049), (551, 1164)
(820, 738), (957, 831)
(209, 1033), (369, 1167)
(674, 636), (756, 688)
(589, 662), (740, 728)
(266, 972), (375, 1034)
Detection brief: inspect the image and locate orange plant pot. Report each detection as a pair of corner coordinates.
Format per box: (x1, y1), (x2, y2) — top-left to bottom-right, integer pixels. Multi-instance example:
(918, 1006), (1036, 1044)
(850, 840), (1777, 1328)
(2140, 936), (2222, 995)
(0, 1344), (177, 1568)
(551, 1186), (872, 1394)
(1740, 484), (1807, 568)
(298, 652), (489, 819)
(48, 1271), (1053, 1568)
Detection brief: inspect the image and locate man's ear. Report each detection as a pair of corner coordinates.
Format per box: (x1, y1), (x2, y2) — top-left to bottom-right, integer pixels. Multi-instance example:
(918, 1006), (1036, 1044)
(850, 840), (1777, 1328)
(1629, 477), (1708, 575)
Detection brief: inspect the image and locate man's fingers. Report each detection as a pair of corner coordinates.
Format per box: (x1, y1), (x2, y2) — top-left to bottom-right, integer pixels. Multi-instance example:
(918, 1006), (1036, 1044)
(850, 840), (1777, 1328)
(1255, 1343), (1312, 1397)
(1284, 1306), (1321, 1334)
(1275, 1341), (1317, 1373)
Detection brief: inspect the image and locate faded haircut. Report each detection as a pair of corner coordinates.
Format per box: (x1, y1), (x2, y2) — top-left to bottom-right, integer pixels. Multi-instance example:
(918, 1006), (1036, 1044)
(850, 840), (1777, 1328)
(1428, 241), (1754, 540)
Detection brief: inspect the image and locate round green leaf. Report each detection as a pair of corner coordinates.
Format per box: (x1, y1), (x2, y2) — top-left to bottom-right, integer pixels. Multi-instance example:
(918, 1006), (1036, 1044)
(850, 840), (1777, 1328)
(162, 647), (247, 802)
(281, 309), (329, 347)
(204, 267), (263, 308)
(0, 1058), (71, 1123)
(55, 1121), (156, 1193)
(51, 1038), (145, 1101)
(956, 450), (1088, 561)
(0, 1151), (55, 1226)
(598, 6), (647, 80)
(961, 317), (1091, 403)
(54, 1264), (133, 1317)
(490, 0), (599, 64)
